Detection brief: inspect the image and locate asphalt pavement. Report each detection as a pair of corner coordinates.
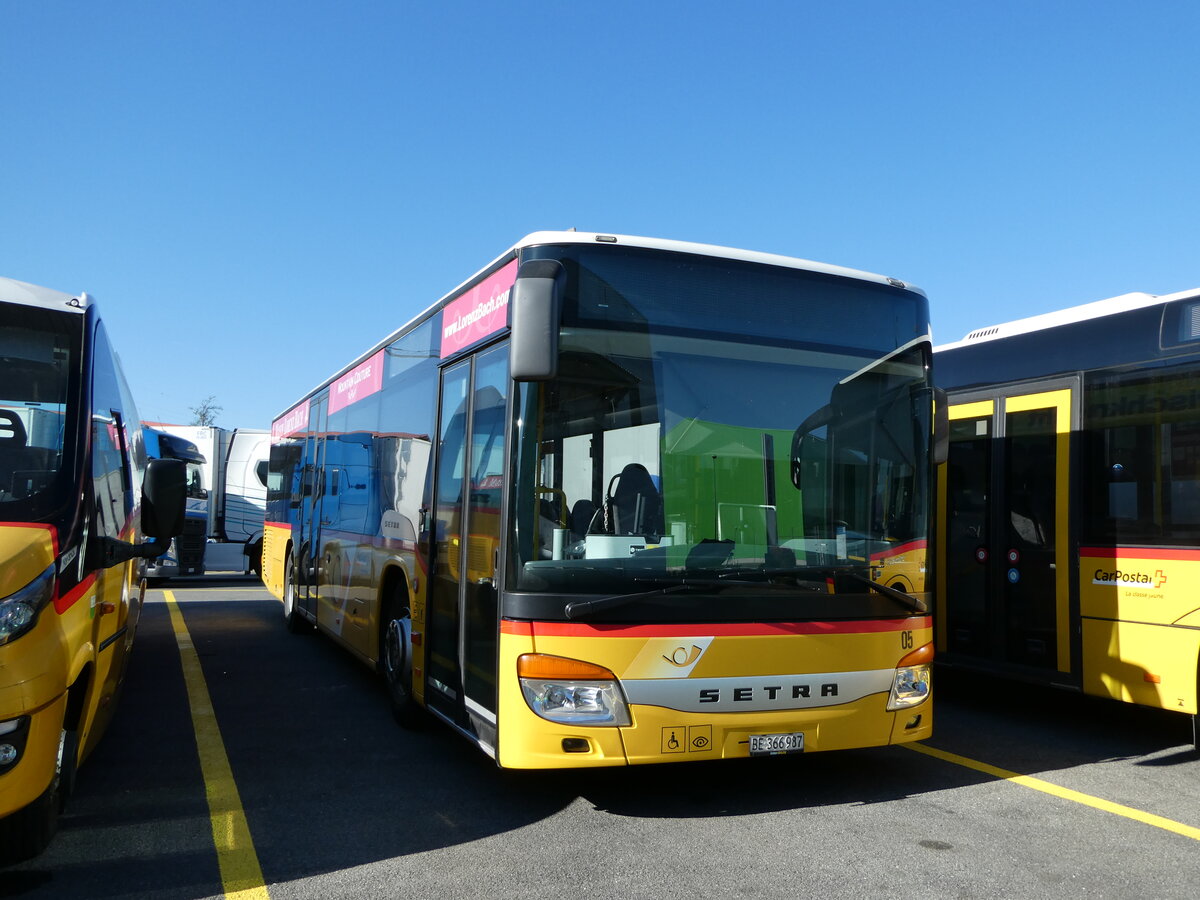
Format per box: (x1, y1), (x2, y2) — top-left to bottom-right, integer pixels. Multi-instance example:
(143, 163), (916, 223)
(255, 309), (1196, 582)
(3, 578), (1197, 899)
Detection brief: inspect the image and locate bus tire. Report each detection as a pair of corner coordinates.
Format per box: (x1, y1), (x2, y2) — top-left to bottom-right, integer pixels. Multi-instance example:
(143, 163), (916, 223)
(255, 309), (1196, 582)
(0, 724), (75, 864)
(247, 539), (263, 576)
(381, 588), (421, 729)
(283, 554), (310, 634)
(0, 780), (57, 864)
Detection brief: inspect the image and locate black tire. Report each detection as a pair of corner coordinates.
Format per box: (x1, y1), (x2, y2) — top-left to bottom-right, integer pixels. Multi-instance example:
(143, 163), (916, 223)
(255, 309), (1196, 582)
(0, 726), (75, 864)
(381, 588), (421, 728)
(247, 539), (263, 576)
(283, 553), (311, 634)
(0, 780), (58, 864)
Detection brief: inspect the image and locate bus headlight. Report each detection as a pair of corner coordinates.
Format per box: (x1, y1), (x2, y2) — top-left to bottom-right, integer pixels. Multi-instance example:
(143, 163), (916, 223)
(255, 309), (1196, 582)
(517, 654), (632, 726)
(887, 665), (931, 710)
(0, 564), (56, 647)
(887, 642), (933, 710)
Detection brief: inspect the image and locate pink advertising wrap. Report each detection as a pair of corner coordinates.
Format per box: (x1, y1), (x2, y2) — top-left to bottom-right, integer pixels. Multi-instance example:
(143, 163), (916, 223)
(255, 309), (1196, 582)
(329, 349), (385, 415)
(439, 260), (519, 357)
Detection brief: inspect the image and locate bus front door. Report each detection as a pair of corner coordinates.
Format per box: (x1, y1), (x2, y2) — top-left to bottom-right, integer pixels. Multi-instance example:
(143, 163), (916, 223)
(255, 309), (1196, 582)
(940, 381), (1077, 678)
(426, 344), (507, 750)
(297, 394), (328, 623)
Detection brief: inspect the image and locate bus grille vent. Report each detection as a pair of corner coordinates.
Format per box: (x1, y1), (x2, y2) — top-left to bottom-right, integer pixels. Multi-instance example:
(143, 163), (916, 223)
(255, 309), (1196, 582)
(1184, 302), (1200, 341)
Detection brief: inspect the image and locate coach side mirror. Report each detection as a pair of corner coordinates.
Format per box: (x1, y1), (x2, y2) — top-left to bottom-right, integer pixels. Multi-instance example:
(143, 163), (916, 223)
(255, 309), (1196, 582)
(94, 457), (187, 568)
(510, 260), (565, 382)
(933, 387), (949, 466)
(790, 404), (833, 489)
(142, 457), (187, 540)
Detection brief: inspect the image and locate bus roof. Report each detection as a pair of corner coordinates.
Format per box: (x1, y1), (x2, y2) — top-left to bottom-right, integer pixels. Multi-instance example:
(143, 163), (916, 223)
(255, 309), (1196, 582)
(936, 286), (1200, 352)
(0, 276), (90, 314)
(275, 231), (925, 423)
(513, 232), (923, 293)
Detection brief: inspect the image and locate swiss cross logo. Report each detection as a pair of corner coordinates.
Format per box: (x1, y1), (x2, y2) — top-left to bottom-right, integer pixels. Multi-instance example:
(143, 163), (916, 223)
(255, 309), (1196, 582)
(1155, 570), (1168, 589)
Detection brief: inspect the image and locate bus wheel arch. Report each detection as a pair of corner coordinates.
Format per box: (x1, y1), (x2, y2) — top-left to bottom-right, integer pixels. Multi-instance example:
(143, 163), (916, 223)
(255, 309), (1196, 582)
(379, 569), (420, 728)
(59, 670), (89, 800)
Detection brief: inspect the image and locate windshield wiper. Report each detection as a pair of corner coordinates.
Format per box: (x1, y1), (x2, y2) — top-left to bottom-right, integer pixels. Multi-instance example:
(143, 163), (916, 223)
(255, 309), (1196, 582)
(735, 563), (928, 614)
(563, 578), (809, 620)
(564, 583), (700, 620)
(839, 570), (928, 614)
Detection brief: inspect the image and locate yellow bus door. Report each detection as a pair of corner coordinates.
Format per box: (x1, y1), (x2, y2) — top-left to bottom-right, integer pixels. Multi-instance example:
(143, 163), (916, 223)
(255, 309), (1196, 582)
(939, 381), (1076, 677)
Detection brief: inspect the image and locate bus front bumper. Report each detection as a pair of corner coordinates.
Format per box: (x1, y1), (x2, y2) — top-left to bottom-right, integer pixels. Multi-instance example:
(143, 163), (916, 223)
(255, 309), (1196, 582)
(497, 692), (932, 768)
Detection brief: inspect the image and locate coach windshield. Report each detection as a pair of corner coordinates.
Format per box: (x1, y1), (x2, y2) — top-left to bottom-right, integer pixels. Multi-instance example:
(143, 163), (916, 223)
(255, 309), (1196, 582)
(0, 302), (80, 525)
(506, 244), (934, 622)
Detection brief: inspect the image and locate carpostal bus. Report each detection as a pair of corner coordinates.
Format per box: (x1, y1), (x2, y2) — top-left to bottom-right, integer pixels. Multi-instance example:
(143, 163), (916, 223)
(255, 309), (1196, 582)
(0, 277), (185, 862)
(935, 286), (1200, 747)
(263, 232), (941, 768)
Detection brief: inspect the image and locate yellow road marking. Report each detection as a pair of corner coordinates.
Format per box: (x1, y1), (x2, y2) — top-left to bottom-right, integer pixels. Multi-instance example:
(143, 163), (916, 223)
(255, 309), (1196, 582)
(165, 591), (271, 899)
(148, 587), (267, 594)
(904, 741), (1200, 842)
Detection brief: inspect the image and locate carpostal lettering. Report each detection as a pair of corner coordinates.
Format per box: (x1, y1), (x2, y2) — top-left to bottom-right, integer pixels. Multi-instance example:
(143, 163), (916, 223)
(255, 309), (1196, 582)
(699, 682), (840, 703)
(1093, 568), (1167, 589)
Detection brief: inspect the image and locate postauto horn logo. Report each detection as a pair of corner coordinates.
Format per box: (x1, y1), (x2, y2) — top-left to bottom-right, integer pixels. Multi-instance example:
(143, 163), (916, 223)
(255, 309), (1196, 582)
(1092, 567), (1168, 589)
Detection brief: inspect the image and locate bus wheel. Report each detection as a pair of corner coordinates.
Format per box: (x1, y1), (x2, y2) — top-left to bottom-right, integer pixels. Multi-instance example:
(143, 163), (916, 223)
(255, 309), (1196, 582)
(247, 539), (263, 576)
(283, 554), (310, 634)
(0, 726), (75, 863)
(382, 595), (420, 728)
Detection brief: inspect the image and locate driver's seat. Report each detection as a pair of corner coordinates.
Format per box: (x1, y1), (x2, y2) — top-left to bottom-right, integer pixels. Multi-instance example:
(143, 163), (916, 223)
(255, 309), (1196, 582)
(606, 463), (663, 536)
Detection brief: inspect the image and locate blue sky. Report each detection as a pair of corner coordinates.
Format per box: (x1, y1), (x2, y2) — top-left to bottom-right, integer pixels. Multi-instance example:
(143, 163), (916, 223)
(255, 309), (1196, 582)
(4, 1), (1198, 429)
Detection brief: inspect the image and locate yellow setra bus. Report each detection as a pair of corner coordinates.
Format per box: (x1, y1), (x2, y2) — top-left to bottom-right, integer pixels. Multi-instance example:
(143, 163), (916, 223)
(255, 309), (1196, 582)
(0, 276), (185, 861)
(263, 232), (940, 767)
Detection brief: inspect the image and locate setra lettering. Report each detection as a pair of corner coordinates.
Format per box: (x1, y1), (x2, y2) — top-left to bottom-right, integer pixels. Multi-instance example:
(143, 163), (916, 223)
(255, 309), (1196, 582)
(696, 682), (840, 703)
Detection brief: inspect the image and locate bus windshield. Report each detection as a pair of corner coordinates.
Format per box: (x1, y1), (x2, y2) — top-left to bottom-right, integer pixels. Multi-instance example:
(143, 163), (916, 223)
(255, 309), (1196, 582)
(508, 245), (933, 620)
(0, 302), (78, 523)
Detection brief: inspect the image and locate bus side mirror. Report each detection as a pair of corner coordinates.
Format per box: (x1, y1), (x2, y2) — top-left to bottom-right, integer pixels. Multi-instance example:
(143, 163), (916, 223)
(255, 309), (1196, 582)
(142, 457), (187, 539)
(790, 405), (833, 488)
(933, 387), (949, 466)
(96, 457), (188, 568)
(510, 260), (564, 382)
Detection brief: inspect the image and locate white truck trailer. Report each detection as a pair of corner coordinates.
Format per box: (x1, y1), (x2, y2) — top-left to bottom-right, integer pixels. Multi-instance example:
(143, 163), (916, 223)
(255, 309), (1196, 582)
(144, 425), (270, 573)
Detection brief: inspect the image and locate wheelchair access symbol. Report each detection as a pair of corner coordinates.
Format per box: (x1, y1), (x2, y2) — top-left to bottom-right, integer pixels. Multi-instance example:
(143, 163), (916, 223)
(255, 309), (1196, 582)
(662, 725), (713, 754)
(662, 727), (685, 753)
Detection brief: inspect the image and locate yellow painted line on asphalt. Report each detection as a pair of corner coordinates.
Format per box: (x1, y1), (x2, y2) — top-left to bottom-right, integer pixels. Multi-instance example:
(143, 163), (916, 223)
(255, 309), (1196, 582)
(904, 741), (1200, 842)
(155, 587), (268, 594)
(166, 590), (271, 899)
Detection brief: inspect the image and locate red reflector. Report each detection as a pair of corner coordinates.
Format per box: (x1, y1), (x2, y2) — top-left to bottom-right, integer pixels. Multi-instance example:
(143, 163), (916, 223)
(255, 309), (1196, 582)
(1143, 673), (1162, 684)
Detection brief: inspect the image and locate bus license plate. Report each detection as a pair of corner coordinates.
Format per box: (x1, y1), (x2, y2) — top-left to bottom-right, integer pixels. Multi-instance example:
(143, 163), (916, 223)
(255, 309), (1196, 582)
(749, 732), (805, 756)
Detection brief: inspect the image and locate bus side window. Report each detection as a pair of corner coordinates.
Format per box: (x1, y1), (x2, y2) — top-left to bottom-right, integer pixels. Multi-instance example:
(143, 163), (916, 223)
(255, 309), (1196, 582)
(90, 324), (134, 540)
